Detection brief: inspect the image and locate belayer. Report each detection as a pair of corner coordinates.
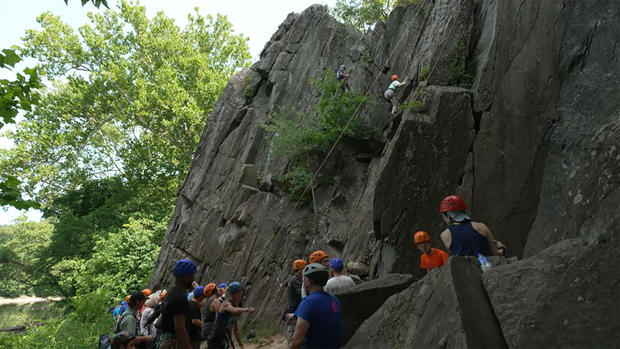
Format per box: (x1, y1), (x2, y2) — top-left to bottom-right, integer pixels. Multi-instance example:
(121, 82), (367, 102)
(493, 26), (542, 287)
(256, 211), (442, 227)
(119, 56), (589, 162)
(438, 195), (499, 256)
(207, 282), (255, 349)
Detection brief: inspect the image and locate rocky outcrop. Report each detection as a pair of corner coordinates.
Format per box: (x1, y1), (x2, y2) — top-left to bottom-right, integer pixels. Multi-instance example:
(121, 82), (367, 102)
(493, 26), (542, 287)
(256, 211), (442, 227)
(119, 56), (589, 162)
(149, 0), (620, 341)
(482, 229), (620, 348)
(346, 257), (507, 349)
(333, 274), (415, 345)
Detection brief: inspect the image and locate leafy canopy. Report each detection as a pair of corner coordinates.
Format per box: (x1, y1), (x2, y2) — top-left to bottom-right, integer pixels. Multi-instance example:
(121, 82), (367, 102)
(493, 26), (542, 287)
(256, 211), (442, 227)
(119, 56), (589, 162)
(330, 0), (421, 31)
(2, 0), (251, 207)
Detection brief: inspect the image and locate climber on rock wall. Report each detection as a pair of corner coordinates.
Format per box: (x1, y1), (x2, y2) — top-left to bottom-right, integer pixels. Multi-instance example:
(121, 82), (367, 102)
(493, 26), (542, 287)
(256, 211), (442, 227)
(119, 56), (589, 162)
(207, 282), (255, 349)
(413, 230), (450, 272)
(336, 64), (350, 91)
(438, 195), (499, 257)
(384, 74), (408, 114)
(283, 259), (307, 344)
(290, 263), (342, 349)
(324, 258), (355, 295)
(158, 259), (196, 349)
(302, 250), (330, 299)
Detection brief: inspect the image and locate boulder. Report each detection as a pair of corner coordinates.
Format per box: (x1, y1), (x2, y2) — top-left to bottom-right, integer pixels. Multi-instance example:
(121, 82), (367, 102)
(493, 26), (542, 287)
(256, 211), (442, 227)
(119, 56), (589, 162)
(482, 229), (620, 349)
(333, 274), (415, 345)
(346, 257), (507, 349)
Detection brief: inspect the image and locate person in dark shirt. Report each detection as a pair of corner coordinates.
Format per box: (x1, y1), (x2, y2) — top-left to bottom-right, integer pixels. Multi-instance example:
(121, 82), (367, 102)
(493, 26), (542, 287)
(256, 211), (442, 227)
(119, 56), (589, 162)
(207, 282), (254, 349)
(188, 285), (206, 349)
(200, 283), (218, 342)
(158, 259), (197, 349)
(284, 259), (307, 344)
(438, 195), (499, 257)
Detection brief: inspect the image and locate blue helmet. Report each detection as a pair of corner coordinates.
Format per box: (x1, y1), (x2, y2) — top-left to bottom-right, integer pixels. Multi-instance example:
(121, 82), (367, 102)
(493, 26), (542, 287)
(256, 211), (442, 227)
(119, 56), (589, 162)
(227, 281), (243, 294)
(340, 64), (345, 69)
(173, 259), (197, 277)
(193, 286), (205, 298)
(218, 283), (227, 289)
(329, 258), (344, 271)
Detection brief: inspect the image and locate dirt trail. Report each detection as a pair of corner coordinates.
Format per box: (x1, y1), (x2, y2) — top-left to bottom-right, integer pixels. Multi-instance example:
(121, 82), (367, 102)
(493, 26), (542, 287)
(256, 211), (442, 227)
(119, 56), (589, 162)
(245, 335), (287, 349)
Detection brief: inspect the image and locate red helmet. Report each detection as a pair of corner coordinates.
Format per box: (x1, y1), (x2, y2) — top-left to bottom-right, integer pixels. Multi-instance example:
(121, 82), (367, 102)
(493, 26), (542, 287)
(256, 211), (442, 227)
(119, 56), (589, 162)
(413, 231), (431, 244)
(391, 74), (399, 81)
(439, 195), (467, 213)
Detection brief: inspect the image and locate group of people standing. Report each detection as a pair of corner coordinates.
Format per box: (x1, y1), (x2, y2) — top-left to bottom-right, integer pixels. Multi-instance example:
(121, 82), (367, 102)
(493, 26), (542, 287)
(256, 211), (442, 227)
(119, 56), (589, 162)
(109, 260), (253, 349)
(107, 194), (505, 349)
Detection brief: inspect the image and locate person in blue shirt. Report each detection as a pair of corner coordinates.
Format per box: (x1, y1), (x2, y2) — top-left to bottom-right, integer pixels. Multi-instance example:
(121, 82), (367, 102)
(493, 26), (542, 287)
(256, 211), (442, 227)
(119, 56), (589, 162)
(291, 263), (342, 349)
(336, 64), (350, 92)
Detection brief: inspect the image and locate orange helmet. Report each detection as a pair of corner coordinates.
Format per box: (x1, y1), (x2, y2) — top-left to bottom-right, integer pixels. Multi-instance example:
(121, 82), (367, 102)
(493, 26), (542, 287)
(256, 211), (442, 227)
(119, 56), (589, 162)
(159, 290), (167, 301)
(293, 259), (308, 271)
(309, 250), (328, 264)
(391, 74), (399, 81)
(413, 231), (431, 244)
(142, 288), (152, 296)
(124, 295), (131, 301)
(204, 283), (217, 298)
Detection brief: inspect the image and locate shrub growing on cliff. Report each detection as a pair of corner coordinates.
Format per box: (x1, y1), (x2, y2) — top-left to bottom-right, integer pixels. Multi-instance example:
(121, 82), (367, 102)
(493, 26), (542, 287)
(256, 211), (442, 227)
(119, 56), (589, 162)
(263, 69), (376, 200)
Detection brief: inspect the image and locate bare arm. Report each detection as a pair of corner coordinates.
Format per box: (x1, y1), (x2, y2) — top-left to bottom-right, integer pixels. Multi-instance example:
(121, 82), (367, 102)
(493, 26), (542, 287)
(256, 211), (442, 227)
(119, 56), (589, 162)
(440, 228), (451, 251)
(220, 301), (255, 315)
(191, 318), (202, 327)
(173, 315), (192, 349)
(472, 222), (499, 256)
(289, 317), (310, 349)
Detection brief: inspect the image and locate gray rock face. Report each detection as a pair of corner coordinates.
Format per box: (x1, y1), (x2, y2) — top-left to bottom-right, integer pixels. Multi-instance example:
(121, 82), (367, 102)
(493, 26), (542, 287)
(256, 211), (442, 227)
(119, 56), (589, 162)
(333, 274), (415, 346)
(149, 0), (620, 341)
(482, 229), (620, 349)
(345, 257), (507, 349)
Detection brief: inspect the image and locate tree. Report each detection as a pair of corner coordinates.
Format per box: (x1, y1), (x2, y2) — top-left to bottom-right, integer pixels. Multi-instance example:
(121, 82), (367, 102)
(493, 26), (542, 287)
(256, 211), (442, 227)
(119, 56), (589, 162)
(64, 0), (109, 8)
(0, 219), (55, 297)
(0, 49), (41, 210)
(330, 0), (419, 31)
(2, 0), (251, 209)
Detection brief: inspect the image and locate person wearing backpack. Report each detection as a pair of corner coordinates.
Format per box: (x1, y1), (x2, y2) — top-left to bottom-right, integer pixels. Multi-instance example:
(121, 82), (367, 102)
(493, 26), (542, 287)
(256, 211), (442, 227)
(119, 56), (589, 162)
(114, 292), (154, 349)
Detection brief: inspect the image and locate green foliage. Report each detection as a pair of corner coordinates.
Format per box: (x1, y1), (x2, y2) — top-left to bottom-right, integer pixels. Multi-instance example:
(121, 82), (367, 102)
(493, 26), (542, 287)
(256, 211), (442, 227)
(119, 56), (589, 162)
(0, 289), (115, 349)
(263, 70), (376, 199)
(279, 165), (313, 200)
(448, 41), (473, 88)
(0, 174), (39, 210)
(3, 1), (251, 207)
(51, 217), (162, 297)
(0, 49), (42, 128)
(0, 219), (54, 297)
(399, 86), (427, 112)
(330, 0), (421, 31)
(420, 64), (430, 81)
(64, 0), (109, 8)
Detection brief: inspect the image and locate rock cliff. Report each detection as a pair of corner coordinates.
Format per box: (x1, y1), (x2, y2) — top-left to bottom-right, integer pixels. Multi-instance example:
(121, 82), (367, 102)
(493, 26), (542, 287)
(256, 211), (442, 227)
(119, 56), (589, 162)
(149, 0), (619, 343)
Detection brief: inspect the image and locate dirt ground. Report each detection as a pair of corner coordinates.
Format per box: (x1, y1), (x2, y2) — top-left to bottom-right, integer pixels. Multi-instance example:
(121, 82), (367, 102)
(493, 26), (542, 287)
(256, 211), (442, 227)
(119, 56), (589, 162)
(245, 335), (287, 349)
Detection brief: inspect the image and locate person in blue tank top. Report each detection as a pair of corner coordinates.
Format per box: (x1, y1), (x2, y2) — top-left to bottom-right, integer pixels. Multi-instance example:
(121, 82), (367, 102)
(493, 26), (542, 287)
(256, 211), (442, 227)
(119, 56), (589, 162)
(438, 195), (499, 257)
(291, 263), (342, 349)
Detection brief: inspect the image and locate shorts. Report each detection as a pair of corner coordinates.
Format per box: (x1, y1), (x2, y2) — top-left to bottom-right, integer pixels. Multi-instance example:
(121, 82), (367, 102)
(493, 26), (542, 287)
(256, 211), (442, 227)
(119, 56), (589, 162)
(157, 335), (180, 349)
(384, 89), (395, 100)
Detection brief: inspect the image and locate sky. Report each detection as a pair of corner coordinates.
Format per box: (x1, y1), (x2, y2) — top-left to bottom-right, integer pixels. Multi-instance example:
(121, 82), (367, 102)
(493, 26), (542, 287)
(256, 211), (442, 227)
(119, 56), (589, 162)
(0, 0), (336, 225)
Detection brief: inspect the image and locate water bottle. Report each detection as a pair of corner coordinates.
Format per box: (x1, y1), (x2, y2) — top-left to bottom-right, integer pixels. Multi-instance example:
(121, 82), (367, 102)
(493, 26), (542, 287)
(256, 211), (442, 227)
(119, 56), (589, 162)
(477, 253), (492, 272)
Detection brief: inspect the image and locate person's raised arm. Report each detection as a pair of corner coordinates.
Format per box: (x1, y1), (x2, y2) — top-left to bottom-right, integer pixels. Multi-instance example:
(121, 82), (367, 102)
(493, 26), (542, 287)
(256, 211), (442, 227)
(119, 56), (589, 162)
(173, 314), (192, 349)
(289, 317), (309, 349)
